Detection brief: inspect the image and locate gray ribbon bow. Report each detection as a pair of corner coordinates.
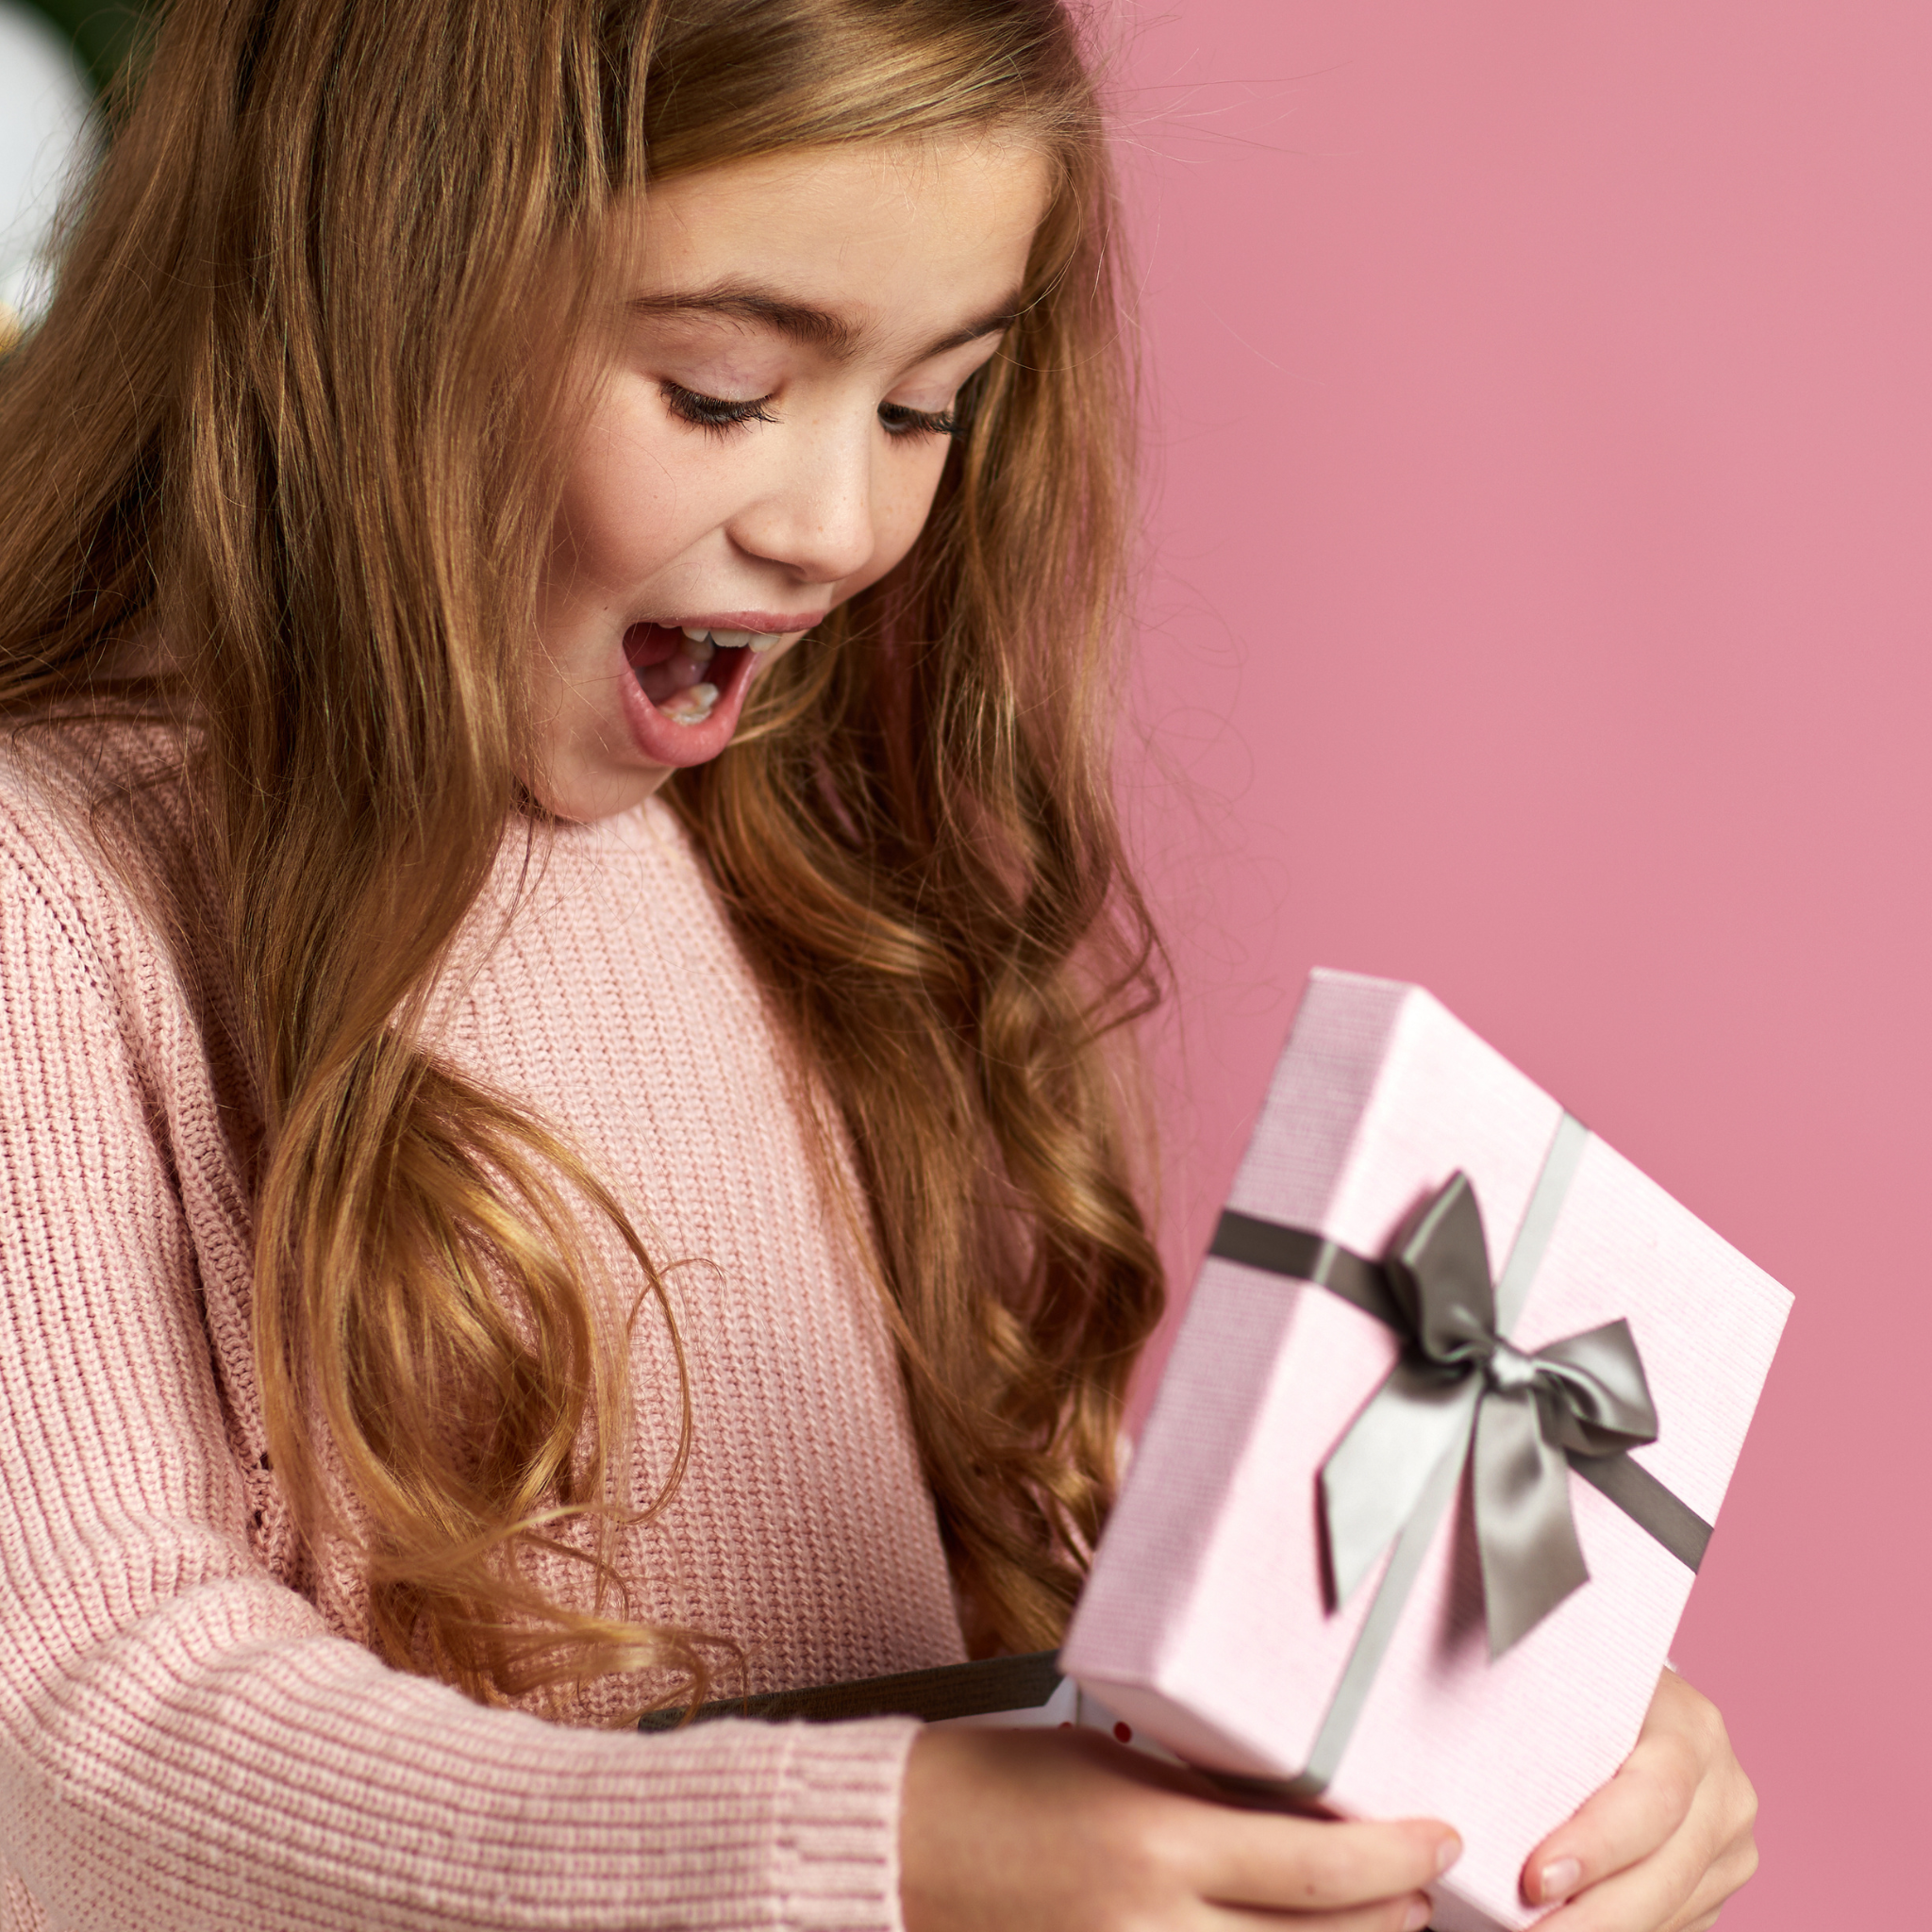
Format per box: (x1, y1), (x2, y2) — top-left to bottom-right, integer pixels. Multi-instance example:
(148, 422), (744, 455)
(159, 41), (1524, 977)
(1320, 1172), (1660, 1657)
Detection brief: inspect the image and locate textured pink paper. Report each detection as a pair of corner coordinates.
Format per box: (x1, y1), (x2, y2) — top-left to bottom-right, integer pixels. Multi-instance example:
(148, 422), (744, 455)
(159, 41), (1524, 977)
(1063, 970), (1791, 1931)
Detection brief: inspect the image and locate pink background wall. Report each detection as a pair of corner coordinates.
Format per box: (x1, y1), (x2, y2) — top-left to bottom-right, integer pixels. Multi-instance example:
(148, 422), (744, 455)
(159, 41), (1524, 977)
(1119, 4), (1928, 1924)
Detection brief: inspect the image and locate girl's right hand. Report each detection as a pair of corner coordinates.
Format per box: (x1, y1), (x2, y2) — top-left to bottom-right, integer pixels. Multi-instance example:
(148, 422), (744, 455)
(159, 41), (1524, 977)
(900, 1725), (1460, 1931)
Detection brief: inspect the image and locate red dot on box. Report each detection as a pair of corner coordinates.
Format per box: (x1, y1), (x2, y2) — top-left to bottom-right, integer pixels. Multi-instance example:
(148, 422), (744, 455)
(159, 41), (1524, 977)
(1112, 1721), (1133, 1743)
(1058, 1721), (1073, 1728)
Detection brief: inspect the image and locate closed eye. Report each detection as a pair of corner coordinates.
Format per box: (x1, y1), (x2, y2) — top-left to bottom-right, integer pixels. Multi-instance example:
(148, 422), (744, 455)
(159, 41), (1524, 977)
(878, 400), (959, 440)
(661, 380), (777, 435)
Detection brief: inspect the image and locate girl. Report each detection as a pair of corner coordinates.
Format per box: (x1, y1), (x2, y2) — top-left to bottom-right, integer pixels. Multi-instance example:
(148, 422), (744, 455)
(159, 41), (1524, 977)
(0, 1), (1756, 1927)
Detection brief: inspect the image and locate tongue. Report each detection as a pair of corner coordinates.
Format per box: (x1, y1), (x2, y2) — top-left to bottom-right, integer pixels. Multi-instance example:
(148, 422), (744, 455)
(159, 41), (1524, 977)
(625, 624), (724, 708)
(625, 623), (684, 671)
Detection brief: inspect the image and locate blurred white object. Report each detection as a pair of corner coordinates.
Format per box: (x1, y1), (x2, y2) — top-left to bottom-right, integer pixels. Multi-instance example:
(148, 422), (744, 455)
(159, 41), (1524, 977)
(0, 0), (96, 335)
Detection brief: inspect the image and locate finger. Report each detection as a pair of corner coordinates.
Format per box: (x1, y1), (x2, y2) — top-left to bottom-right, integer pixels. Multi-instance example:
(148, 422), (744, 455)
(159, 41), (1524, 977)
(1196, 1812), (1459, 1912)
(1531, 1846), (1696, 1932)
(1208, 1891), (1438, 1932)
(1530, 1822), (1754, 1932)
(1659, 1832), (1757, 1932)
(1523, 1730), (1698, 1906)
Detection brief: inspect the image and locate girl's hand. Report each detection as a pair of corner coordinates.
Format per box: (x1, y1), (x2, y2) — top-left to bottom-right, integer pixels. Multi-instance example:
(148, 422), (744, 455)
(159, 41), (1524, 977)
(1522, 1669), (1758, 1931)
(900, 1725), (1459, 1931)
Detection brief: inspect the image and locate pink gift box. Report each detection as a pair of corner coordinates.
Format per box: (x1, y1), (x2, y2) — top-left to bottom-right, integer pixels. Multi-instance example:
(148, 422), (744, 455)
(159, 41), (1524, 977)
(1062, 969), (1791, 1931)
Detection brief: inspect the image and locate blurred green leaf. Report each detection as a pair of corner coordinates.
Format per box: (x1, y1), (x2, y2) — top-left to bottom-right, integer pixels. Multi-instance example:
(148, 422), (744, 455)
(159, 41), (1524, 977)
(13, 0), (151, 98)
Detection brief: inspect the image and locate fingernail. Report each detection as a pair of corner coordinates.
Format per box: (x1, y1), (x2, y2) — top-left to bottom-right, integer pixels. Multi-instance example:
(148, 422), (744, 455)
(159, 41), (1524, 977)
(1539, 1857), (1583, 1903)
(1436, 1835), (1463, 1876)
(1403, 1901), (1433, 1932)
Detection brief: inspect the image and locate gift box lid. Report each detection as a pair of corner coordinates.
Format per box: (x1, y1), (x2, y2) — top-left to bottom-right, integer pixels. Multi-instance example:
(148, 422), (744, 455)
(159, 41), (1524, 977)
(1062, 969), (1791, 1931)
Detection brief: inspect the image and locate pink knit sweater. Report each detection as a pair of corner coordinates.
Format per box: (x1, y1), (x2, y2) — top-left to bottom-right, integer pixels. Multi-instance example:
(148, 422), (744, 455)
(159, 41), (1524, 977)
(0, 723), (966, 1930)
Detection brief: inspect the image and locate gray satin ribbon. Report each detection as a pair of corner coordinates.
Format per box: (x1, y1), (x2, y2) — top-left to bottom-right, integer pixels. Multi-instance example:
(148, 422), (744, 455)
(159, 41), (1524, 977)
(1320, 1165), (1659, 1657)
(1208, 1112), (1712, 1795)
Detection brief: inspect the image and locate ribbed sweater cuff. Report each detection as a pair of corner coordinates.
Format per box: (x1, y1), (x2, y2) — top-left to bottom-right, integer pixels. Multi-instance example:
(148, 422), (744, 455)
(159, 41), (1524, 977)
(768, 1720), (919, 1931)
(361, 1705), (924, 1931)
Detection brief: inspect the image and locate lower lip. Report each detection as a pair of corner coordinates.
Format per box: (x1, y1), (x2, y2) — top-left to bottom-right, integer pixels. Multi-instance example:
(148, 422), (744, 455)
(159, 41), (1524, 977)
(617, 624), (760, 767)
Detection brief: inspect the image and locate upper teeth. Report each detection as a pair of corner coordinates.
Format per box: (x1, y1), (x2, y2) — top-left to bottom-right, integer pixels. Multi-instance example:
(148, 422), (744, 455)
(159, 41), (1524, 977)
(682, 625), (779, 654)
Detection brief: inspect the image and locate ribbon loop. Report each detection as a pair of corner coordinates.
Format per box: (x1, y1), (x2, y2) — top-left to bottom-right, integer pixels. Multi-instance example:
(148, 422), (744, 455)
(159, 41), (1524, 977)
(1319, 1171), (1660, 1656)
(1384, 1173), (1497, 1362)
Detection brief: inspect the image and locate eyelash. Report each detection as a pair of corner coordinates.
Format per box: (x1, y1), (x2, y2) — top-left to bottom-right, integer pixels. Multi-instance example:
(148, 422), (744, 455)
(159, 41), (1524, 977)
(877, 401), (960, 441)
(659, 381), (959, 441)
(659, 382), (777, 437)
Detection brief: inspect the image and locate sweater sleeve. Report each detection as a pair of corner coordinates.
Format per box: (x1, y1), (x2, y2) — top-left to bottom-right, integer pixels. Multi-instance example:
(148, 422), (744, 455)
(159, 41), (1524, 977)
(0, 837), (919, 1931)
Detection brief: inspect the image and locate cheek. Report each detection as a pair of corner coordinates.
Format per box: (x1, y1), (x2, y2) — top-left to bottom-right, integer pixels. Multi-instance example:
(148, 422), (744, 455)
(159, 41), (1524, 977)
(865, 445), (956, 581)
(556, 391), (708, 593)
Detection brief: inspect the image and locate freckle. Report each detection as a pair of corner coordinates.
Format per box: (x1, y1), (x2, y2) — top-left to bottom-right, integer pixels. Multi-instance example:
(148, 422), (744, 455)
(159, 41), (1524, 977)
(1113, 1721), (1133, 1743)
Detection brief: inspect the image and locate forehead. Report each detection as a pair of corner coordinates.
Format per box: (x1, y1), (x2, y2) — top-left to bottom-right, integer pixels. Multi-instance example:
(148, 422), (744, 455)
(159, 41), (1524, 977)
(620, 137), (1053, 358)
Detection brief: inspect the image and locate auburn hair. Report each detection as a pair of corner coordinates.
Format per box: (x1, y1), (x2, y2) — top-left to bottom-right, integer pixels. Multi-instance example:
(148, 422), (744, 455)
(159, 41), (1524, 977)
(0, 0), (1164, 1707)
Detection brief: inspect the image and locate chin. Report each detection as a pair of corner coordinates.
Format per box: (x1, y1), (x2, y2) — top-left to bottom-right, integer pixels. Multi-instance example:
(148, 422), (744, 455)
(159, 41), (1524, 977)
(529, 756), (676, 825)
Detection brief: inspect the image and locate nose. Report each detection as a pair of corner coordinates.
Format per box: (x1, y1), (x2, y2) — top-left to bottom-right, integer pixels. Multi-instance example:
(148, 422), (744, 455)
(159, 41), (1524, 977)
(726, 408), (878, 588)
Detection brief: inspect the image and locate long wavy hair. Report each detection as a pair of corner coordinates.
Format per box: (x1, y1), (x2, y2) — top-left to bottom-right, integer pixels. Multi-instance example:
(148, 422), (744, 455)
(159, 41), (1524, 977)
(0, 0), (1164, 1706)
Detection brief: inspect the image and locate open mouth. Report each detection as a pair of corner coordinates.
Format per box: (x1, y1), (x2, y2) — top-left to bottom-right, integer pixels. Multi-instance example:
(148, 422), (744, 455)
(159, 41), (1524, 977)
(623, 622), (780, 726)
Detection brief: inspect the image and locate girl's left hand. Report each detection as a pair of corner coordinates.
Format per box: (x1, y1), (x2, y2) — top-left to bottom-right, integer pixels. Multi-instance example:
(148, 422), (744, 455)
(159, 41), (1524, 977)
(1518, 1668), (1758, 1931)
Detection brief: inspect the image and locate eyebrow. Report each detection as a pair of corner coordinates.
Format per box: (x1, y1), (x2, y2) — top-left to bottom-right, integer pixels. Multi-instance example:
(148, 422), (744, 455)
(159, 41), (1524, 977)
(626, 280), (1026, 361)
